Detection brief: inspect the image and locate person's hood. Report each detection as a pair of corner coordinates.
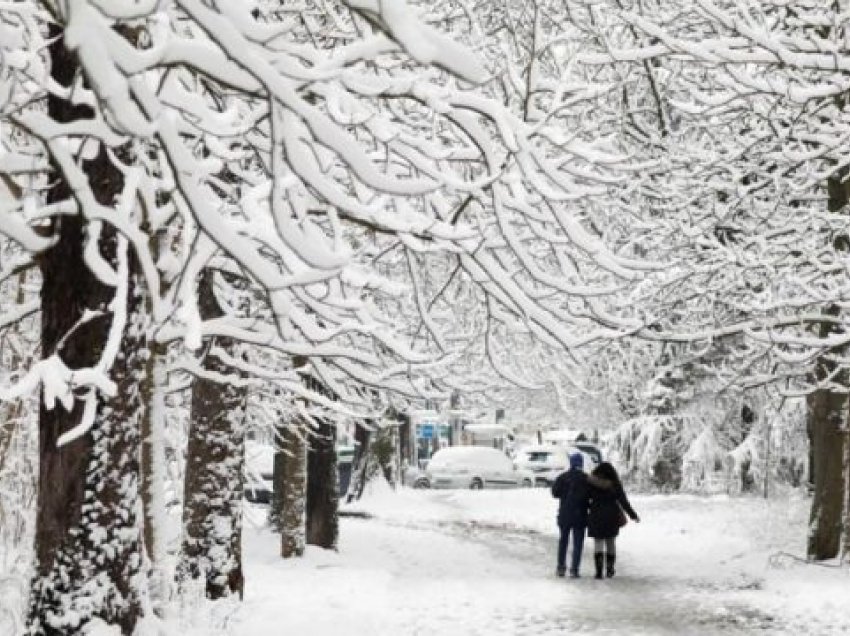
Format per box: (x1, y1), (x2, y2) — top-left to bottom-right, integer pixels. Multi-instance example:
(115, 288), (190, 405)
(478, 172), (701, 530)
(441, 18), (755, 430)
(569, 453), (584, 470)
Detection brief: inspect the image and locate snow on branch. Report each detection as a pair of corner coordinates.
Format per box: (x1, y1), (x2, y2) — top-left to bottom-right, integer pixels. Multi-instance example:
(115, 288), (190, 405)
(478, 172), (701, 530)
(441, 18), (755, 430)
(343, 0), (488, 84)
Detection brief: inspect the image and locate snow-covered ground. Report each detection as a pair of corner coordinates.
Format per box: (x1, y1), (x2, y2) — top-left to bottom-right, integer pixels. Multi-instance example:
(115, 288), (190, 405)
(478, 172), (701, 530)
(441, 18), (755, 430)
(180, 483), (850, 636)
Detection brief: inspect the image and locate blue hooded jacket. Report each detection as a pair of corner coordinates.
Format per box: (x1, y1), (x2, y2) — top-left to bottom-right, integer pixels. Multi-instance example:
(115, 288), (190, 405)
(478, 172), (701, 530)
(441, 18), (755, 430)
(550, 453), (590, 526)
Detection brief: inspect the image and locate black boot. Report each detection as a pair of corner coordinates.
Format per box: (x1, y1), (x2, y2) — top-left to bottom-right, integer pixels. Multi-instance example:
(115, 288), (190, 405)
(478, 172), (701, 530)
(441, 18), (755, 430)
(606, 554), (616, 578)
(594, 553), (604, 579)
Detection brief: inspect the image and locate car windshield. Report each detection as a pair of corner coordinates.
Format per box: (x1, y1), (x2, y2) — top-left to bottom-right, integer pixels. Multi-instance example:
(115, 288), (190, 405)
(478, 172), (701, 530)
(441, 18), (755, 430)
(524, 452), (552, 462)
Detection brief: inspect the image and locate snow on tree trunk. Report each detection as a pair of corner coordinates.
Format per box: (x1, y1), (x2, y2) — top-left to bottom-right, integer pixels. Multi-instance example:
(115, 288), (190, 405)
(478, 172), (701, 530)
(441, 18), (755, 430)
(0, 377), (25, 477)
(26, 28), (148, 635)
(0, 273), (26, 474)
(140, 342), (168, 611)
(384, 425), (400, 488)
(306, 416), (338, 550)
(178, 269), (247, 600)
(269, 424), (285, 532)
(806, 383), (847, 561)
(281, 424), (307, 559)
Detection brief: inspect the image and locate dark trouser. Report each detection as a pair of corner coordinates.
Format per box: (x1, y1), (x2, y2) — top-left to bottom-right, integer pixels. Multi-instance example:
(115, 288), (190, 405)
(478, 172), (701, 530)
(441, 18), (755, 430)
(593, 537), (616, 556)
(557, 523), (586, 573)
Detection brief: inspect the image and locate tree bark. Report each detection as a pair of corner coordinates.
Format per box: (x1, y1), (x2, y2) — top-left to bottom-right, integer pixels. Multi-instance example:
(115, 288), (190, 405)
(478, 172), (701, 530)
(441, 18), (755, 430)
(0, 270), (28, 475)
(281, 425), (307, 558)
(843, 421), (850, 562)
(27, 27), (148, 636)
(269, 424), (286, 532)
(806, 325), (848, 561)
(346, 424), (371, 503)
(807, 387), (846, 560)
(306, 417), (338, 549)
(140, 343), (168, 610)
(398, 412), (411, 483)
(178, 269), (247, 599)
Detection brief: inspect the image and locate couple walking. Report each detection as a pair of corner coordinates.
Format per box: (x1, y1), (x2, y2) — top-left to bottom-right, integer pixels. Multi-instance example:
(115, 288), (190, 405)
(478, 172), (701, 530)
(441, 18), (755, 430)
(551, 454), (640, 579)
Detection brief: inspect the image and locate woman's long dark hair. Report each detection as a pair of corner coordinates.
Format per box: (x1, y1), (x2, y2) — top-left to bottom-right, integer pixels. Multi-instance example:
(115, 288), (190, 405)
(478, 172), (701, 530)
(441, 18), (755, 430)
(592, 461), (621, 485)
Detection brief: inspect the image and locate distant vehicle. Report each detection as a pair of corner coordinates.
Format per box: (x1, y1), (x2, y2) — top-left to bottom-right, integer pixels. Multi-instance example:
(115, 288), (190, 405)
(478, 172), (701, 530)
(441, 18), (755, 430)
(403, 465), (431, 489)
(514, 444), (600, 486)
(541, 429), (587, 446)
(419, 446), (535, 490)
(244, 442), (357, 503)
(539, 430), (604, 468)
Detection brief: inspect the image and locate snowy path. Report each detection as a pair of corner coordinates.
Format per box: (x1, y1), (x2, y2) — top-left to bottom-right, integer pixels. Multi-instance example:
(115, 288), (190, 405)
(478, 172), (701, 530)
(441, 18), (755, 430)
(222, 488), (849, 636)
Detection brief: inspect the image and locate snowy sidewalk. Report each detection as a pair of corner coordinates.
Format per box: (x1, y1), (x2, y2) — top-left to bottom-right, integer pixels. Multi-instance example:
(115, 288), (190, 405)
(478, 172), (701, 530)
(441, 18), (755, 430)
(212, 487), (849, 636)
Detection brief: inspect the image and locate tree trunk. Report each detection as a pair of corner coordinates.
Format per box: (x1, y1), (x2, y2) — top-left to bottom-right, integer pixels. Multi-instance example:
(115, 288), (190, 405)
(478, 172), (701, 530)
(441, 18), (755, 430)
(807, 385), (847, 560)
(0, 384), (25, 478)
(269, 424), (286, 532)
(140, 343), (168, 610)
(398, 412), (411, 483)
(306, 417), (338, 549)
(27, 28), (148, 635)
(281, 425), (307, 558)
(179, 270), (247, 599)
(383, 425), (400, 487)
(843, 420), (850, 562)
(346, 424), (371, 503)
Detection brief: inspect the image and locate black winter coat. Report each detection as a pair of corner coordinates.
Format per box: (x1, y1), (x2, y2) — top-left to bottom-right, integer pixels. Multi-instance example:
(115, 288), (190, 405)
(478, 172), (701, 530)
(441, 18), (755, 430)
(587, 476), (638, 539)
(551, 468), (590, 527)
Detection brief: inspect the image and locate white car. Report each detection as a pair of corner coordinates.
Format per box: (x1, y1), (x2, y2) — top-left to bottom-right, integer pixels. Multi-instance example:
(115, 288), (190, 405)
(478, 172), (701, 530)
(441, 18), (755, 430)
(514, 445), (599, 486)
(423, 446), (535, 490)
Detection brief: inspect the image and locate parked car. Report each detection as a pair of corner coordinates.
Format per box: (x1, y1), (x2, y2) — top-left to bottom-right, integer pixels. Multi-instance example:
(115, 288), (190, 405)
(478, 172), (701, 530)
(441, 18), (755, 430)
(420, 446), (535, 490)
(403, 465), (432, 489)
(540, 431), (604, 467)
(244, 441), (358, 503)
(514, 444), (600, 486)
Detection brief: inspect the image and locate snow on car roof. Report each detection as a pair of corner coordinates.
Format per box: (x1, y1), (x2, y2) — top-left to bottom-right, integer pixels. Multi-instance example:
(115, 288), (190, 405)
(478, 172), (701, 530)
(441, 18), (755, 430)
(541, 429), (584, 442)
(519, 445), (568, 454)
(432, 445), (504, 456)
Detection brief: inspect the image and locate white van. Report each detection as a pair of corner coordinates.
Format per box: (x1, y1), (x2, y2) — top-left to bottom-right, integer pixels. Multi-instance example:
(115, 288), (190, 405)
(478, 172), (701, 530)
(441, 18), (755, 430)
(423, 446), (535, 490)
(514, 445), (598, 486)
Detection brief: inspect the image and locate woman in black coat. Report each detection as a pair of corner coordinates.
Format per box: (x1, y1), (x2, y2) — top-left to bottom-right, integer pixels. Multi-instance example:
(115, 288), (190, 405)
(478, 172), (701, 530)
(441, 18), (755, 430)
(587, 462), (639, 579)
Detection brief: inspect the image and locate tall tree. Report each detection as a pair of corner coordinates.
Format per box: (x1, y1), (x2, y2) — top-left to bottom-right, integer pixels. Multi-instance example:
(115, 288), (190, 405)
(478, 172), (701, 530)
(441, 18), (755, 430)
(179, 269), (248, 599)
(25, 26), (150, 635)
(280, 424), (308, 559)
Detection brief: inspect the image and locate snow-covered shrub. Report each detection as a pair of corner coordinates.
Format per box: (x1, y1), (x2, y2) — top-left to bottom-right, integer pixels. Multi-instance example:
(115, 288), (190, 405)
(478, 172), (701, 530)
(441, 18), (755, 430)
(682, 426), (726, 493)
(608, 414), (687, 491)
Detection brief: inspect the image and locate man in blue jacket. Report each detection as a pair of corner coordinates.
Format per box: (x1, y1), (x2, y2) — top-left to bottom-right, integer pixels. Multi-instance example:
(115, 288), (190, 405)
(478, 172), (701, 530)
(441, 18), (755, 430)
(551, 453), (590, 578)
